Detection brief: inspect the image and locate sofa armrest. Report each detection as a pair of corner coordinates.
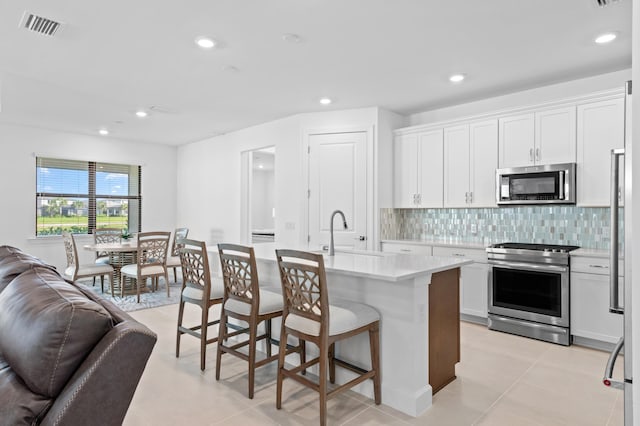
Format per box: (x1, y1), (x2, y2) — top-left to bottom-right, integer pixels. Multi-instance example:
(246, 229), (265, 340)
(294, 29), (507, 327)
(40, 315), (157, 426)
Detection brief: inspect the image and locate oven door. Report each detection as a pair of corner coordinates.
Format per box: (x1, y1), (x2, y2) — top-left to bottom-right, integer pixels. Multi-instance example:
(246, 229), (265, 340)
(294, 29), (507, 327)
(488, 260), (569, 327)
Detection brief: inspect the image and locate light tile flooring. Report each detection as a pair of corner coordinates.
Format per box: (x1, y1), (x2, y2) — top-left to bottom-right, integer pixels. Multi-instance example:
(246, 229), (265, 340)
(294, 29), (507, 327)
(125, 304), (624, 425)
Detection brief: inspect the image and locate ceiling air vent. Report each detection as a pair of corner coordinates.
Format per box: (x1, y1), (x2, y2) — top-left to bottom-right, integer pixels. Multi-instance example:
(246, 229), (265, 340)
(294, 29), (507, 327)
(594, 0), (621, 6)
(20, 12), (62, 36)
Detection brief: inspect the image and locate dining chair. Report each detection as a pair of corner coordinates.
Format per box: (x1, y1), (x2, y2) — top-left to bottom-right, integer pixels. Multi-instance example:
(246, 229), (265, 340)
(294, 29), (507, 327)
(62, 231), (115, 293)
(120, 231), (171, 302)
(275, 249), (381, 426)
(93, 227), (124, 264)
(216, 243), (303, 399)
(166, 227), (189, 283)
(176, 238), (224, 371)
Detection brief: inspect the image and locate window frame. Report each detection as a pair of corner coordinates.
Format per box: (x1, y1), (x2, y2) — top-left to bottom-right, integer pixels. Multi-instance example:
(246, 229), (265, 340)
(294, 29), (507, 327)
(35, 157), (142, 236)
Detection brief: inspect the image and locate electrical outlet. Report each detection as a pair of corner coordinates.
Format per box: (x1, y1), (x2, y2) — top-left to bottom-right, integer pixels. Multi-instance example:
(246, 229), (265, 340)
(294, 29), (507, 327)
(470, 223), (478, 235)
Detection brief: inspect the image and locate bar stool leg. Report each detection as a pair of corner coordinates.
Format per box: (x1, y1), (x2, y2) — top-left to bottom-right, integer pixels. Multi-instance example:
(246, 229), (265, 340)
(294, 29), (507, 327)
(369, 323), (381, 405)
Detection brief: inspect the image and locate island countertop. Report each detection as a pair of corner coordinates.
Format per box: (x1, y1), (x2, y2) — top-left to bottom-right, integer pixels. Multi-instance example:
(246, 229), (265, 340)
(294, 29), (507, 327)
(243, 243), (473, 282)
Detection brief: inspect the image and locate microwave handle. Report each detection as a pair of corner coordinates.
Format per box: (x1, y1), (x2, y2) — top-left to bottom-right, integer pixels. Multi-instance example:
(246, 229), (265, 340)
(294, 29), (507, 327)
(558, 171), (564, 199)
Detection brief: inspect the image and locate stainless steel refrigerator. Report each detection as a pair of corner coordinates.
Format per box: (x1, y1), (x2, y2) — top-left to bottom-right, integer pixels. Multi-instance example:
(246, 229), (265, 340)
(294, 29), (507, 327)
(604, 80), (632, 424)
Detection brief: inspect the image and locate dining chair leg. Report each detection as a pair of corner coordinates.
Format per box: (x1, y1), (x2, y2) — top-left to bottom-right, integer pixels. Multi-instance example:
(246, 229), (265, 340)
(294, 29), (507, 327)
(176, 300), (185, 358)
(173, 267), (178, 283)
(215, 311), (228, 381)
(276, 323), (287, 410)
(165, 272), (170, 297)
(369, 323), (382, 405)
(200, 305), (208, 371)
(100, 275), (105, 293)
(300, 339), (306, 375)
(329, 343), (336, 384)
(319, 339), (328, 426)
(265, 319), (272, 358)
(247, 319), (258, 399)
(136, 277), (141, 303)
(120, 273), (125, 298)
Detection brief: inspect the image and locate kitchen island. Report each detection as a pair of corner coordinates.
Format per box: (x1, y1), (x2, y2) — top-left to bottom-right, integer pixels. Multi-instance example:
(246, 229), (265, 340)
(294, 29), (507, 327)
(236, 244), (473, 417)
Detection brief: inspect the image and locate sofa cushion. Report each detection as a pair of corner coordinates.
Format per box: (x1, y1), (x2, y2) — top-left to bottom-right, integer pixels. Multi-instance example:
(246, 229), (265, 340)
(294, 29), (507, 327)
(0, 267), (113, 398)
(0, 246), (59, 293)
(0, 363), (52, 425)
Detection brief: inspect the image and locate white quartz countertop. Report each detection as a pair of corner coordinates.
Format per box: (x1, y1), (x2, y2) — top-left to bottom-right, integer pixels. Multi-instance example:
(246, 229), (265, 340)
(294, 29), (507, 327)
(212, 243), (473, 282)
(571, 248), (615, 258)
(381, 239), (489, 250)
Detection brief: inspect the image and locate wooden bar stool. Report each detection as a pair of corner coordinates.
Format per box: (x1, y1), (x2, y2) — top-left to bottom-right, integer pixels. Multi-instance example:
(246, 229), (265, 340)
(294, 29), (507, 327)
(175, 238), (223, 371)
(275, 249), (381, 426)
(216, 243), (303, 399)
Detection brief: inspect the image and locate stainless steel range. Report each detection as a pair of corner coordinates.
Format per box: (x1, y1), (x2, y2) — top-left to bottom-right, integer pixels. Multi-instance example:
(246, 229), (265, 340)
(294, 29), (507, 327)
(486, 242), (579, 346)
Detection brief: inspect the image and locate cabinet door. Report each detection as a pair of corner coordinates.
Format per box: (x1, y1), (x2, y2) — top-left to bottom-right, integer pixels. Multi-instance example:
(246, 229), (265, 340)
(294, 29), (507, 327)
(535, 106), (576, 165)
(443, 125), (470, 208)
(571, 272), (623, 343)
(417, 129), (444, 207)
(460, 263), (489, 318)
(394, 133), (419, 208)
(576, 98), (625, 206)
(498, 113), (535, 168)
(469, 119), (498, 207)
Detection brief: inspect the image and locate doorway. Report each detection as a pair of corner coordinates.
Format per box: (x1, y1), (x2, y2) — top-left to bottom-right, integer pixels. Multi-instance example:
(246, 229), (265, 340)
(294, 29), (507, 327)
(241, 146), (276, 243)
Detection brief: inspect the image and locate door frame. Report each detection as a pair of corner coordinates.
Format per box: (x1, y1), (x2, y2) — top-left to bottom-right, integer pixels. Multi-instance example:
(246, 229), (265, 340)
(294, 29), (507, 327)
(301, 125), (375, 251)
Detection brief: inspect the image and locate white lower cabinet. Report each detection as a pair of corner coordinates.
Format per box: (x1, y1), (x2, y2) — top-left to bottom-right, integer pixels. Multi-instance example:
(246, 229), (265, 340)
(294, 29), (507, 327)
(571, 269), (623, 344)
(433, 246), (488, 319)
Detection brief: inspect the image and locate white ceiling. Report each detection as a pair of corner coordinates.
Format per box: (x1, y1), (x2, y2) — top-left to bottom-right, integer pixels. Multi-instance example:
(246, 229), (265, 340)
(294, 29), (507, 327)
(0, 0), (632, 146)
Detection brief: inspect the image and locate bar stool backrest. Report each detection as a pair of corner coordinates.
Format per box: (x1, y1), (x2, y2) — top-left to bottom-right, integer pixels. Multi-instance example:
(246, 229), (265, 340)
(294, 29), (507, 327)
(218, 244), (260, 315)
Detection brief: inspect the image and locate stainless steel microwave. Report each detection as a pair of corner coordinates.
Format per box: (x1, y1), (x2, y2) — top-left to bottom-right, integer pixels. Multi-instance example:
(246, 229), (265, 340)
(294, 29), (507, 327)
(496, 163), (576, 205)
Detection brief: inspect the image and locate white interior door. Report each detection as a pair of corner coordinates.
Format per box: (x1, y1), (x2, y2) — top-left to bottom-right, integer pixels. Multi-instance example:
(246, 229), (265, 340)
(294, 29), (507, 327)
(308, 132), (367, 251)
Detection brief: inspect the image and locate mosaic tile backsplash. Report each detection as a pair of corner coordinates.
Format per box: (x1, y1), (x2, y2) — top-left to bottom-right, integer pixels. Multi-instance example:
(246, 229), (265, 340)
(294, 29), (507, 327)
(380, 207), (623, 250)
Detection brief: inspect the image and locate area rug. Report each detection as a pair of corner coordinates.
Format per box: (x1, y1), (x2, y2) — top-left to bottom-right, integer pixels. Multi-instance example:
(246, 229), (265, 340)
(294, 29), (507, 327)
(77, 279), (182, 312)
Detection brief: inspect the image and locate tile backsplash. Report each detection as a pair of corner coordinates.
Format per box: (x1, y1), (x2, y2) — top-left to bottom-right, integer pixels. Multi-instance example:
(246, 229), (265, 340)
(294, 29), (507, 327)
(380, 207), (623, 250)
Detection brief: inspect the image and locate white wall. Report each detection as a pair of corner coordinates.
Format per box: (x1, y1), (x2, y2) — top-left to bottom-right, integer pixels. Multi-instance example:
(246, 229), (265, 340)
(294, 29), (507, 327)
(177, 107), (387, 249)
(409, 69), (632, 126)
(0, 123), (177, 271)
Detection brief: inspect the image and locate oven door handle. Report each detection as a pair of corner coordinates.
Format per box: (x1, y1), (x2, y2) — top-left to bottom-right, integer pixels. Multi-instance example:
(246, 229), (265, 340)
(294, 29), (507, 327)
(489, 260), (568, 273)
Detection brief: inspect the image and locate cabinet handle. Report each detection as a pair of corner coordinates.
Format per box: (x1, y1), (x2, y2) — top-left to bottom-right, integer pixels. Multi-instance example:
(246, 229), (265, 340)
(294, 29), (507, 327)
(469, 192), (473, 203)
(400, 249), (412, 252)
(529, 148), (534, 162)
(465, 192), (469, 203)
(416, 194), (421, 205)
(452, 253), (466, 257)
(589, 264), (609, 269)
(535, 148), (540, 161)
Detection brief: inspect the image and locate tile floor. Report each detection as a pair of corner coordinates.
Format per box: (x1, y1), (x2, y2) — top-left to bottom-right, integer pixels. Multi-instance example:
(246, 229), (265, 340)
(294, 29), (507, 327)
(125, 304), (624, 425)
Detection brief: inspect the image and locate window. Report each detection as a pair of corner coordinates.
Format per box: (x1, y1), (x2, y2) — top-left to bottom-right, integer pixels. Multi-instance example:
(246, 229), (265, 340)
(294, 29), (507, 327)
(36, 157), (141, 236)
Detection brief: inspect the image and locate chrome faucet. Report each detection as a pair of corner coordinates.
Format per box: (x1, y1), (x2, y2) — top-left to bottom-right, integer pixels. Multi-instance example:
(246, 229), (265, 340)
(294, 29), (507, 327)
(329, 209), (348, 256)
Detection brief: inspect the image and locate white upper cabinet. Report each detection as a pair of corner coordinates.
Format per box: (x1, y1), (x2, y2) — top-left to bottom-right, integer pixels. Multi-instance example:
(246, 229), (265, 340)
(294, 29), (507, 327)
(498, 107), (576, 168)
(469, 120), (498, 207)
(576, 97), (625, 206)
(443, 125), (470, 208)
(498, 113), (535, 168)
(394, 129), (443, 208)
(394, 133), (419, 208)
(444, 120), (498, 208)
(535, 107), (577, 164)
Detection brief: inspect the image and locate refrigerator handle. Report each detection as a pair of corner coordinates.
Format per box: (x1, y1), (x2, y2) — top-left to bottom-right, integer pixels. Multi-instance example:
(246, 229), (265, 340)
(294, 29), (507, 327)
(609, 148), (624, 314)
(603, 337), (625, 390)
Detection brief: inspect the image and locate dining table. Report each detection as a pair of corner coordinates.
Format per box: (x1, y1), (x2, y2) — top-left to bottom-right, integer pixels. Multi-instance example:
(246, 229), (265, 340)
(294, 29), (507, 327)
(83, 240), (139, 294)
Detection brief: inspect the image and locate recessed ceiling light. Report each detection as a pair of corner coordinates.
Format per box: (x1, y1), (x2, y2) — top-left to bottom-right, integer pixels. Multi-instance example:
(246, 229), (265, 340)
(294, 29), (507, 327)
(98, 129), (109, 136)
(449, 74), (465, 83)
(258, 164), (264, 169)
(595, 32), (617, 44)
(195, 36), (216, 49)
(135, 110), (148, 118)
(319, 97), (332, 105)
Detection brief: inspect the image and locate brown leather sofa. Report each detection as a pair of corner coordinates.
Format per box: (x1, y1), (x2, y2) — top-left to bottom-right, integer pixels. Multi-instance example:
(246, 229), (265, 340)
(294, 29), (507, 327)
(0, 245), (157, 425)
